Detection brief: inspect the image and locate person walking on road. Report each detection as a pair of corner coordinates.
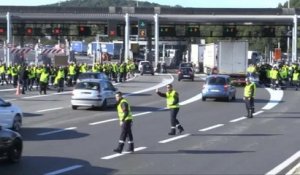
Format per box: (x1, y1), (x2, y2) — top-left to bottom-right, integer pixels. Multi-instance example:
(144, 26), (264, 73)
(243, 78), (256, 118)
(113, 91), (134, 154)
(156, 84), (184, 135)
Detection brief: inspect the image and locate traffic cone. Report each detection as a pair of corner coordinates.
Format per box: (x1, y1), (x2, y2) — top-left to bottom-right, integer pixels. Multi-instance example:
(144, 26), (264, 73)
(16, 83), (20, 95)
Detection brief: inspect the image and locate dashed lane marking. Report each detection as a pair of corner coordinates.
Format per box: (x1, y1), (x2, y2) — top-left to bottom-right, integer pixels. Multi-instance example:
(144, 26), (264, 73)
(101, 147), (147, 160)
(230, 117), (247, 123)
(36, 107), (64, 113)
(44, 165), (83, 175)
(158, 134), (191, 144)
(37, 127), (77, 136)
(253, 110), (264, 116)
(89, 118), (118, 125)
(199, 124), (224, 132)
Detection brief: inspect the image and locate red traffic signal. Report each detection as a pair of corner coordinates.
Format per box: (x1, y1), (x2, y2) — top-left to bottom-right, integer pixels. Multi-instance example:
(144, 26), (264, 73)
(0, 27), (6, 35)
(53, 27), (62, 35)
(26, 27), (33, 35)
(78, 26), (91, 36)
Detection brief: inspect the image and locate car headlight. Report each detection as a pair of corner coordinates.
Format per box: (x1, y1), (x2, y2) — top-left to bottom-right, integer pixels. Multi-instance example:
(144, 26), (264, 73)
(1, 137), (13, 145)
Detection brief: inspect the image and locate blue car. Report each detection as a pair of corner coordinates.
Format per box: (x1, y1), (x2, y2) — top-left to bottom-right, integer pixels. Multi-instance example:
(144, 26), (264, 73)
(201, 75), (236, 102)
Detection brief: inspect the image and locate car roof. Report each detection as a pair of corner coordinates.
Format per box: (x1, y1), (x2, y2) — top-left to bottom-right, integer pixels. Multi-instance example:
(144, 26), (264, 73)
(206, 74), (230, 79)
(79, 79), (110, 83)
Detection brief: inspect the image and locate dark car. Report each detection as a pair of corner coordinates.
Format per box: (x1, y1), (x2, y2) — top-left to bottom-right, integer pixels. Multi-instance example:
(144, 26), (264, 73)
(178, 67), (194, 81)
(0, 126), (23, 163)
(141, 63), (154, 76)
(179, 62), (193, 69)
(201, 75), (236, 101)
(76, 72), (109, 83)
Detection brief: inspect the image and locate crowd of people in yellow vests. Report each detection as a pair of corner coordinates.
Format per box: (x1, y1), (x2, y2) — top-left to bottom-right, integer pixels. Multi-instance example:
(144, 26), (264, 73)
(247, 62), (300, 90)
(0, 60), (137, 94)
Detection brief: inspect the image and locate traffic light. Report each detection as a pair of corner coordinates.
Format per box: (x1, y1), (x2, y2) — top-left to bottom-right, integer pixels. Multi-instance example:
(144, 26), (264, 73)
(159, 26), (176, 37)
(138, 28), (147, 38)
(262, 27), (275, 37)
(186, 26), (200, 37)
(25, 27), (33, 35)
(0, 27), (6, 35)
(78, 26), (91, 36)
(108, 22), (117, 37)
(53, 27), (62, 35)
(138, 20), (146, 29)
(223, 26), (237, 37)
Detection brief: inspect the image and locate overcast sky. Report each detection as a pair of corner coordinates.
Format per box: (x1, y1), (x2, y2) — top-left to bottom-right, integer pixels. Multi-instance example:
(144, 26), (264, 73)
(0, 0), (288, 8)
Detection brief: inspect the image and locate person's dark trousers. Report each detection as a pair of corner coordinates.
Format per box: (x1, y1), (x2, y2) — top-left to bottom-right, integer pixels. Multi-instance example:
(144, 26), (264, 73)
(245, 97), (254, 118)
(20, 79), (28, 94)
(13, 75), (18, 87)
(40, 82), (47, 94)
(169, 108), (184, 135)
(114, 120), (133, 153)
(293, 81), (299, 90)
(0, 73), (8, 85)
(58, 78), (64, 92)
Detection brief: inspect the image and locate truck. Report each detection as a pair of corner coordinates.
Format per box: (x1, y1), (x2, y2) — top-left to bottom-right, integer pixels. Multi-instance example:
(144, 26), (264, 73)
(203, 43), (218, 74)
(217, 40), (248, 84)
(70, 41), (88, 55)
(190, 44), (205, 73)
(87, 42), (122, 59)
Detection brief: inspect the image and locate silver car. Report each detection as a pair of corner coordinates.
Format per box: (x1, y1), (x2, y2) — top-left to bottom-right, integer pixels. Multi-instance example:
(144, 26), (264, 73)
(71, 79), (117, 110)
(0, 98), (23, 131)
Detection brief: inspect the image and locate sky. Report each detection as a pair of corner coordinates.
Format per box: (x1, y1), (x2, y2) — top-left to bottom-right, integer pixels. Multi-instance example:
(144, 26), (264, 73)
(0, 0), (288, 8)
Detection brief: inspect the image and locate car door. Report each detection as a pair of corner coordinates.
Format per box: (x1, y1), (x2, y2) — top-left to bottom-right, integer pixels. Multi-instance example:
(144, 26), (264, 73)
(101, 81), (117, 105)
(0, 99), (11, 128)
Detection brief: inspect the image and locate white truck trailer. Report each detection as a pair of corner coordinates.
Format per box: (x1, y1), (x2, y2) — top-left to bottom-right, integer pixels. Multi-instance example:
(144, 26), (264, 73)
(203, 43), (218, 74)
(218, 40), (248, 84)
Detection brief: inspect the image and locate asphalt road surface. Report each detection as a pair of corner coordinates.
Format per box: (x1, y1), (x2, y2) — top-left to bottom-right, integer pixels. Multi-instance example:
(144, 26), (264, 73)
(0, 73), (299, 175)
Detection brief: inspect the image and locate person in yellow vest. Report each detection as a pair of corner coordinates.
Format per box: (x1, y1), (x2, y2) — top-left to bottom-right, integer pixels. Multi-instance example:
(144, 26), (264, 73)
(54, 66), (65, 92)
(243, 78), (256, 118)
(39, 68), (49, 95)
(156, 84), (184, 135)
(113, 91), (134, 153)
(0, 63), (8, 86)
(292, 70), (300, 91)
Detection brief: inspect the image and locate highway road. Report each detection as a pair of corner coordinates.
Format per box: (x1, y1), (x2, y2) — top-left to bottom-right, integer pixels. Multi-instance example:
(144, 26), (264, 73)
(0, 73), (300, 175)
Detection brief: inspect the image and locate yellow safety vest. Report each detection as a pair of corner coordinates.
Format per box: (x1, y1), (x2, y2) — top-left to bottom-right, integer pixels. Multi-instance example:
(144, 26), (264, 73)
(40, 72), (49, 83)
(117, 98), (133, 121)
(166, 90), (179, 109)
(244, 82), (256, 98)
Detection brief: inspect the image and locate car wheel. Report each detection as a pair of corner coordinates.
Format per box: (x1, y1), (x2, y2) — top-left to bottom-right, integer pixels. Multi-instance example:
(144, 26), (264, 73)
(12, 114), (22, 132)
(72, 105), (78, 110)
(202, 96), (206, 101)
(7, 139), (22, 163)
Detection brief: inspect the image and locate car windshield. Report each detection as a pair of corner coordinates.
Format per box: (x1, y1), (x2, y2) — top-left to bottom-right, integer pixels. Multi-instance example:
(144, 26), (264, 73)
(181, 68), (192, 73)
(180, 63), (193, 68)
(75, 82), (100, 90)
(78, 73), (107, 80)
(207, 77), (226, 85)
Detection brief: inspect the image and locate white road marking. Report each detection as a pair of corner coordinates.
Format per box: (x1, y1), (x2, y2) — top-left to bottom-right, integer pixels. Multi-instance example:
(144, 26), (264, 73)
(37, 127), (77, 136)
(262, 88), (284, 110)
(101, 147), (147, 160)
(253, 110), (264, 116)
(179, 93), (202, 106)
(199, 124), (224, 132)
(44, 165), (83, 175)
(36, 107), (64, 113)
(158, 134), (191, 143)
(89, 119), (117, 125)
(132, 111), (152, 117)
(230, 117), (247, 123)
(265, 150), (300, 175)
(286, 162), (300, 175)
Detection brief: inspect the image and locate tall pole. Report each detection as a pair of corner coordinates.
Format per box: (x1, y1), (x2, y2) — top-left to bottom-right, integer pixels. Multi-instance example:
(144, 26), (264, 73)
(287, 0), (291, 63)
(154, 14), (159, 70)
(292, 15), (297, 62)
(6, 12), (11, 66)
(124, 13), (130, 63)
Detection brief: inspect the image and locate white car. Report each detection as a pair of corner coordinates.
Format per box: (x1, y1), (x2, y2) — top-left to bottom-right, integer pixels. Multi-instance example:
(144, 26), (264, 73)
(0, 98), (23, 131)
(71, 79), (117, 110)
(138, 61), (151, 72)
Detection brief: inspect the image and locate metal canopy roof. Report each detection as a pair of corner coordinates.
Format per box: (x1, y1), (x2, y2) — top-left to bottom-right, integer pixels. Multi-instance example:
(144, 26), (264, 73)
(0, 6), (298, 25)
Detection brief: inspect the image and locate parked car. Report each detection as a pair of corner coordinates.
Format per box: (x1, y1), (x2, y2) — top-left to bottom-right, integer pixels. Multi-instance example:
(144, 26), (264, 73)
(178, 67), (194, 81)
(201, 75), (236, 101)
(0, 98), (23, 131)
(71, 79), (117, 110)
(76, 72), (109, 83)
(0, 126), (23, 163)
